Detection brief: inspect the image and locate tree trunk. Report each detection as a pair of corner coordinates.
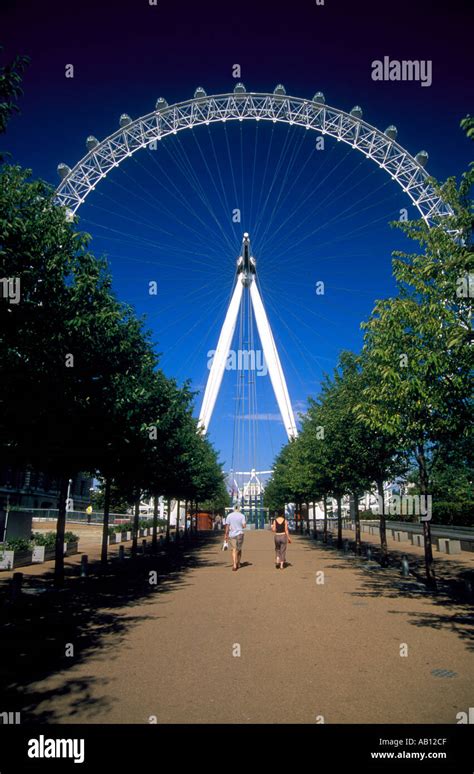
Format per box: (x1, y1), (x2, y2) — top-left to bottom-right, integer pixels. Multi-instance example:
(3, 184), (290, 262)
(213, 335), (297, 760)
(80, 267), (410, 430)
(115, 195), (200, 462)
(54, 475), (69, 588)
(336, 495), (343, 549)
(132, 494), (140, 558)
(166, 498), (171, 542)
(377, 479), (389, 567)
(306, 501), (310, 535)
(417, 445), (436, 588)
(152, 493), (159, 553)
(184, 499), (188, 539)
(312, 500), (317, 535)
(175, 499), (180, 542)
(323, 497), (328, 544)
(100, 476), (112, 566)
(353, 492), (361, 556)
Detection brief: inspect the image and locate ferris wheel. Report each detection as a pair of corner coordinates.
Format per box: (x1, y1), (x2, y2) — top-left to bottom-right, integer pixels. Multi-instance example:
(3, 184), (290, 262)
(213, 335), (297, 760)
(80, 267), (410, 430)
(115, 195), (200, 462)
(54, 84), (451, 487)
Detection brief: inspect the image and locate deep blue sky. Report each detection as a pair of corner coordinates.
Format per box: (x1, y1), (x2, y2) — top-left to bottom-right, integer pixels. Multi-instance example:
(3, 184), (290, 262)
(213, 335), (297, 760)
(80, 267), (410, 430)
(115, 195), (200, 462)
(3, 0), (472, 480)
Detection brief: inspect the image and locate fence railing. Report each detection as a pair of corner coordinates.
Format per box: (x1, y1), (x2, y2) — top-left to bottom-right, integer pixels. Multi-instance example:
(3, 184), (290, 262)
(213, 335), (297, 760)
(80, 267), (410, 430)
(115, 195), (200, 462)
(27, 508), (132, 525)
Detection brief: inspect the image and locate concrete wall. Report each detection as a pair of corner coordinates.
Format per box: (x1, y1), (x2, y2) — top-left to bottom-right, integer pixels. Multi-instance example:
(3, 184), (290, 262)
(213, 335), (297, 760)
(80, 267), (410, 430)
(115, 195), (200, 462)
(0, 509), (33, 541)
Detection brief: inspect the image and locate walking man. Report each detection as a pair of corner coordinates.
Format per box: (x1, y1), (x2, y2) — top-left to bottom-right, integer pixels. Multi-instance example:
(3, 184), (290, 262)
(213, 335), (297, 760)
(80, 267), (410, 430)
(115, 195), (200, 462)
(224, 505), (246, 571)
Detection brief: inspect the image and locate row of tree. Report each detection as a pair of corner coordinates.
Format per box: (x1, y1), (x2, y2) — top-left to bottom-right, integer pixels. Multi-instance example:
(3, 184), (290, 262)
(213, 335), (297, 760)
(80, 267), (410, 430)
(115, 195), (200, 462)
(265, 120), (473, 588)
(0, 53), (228, 585)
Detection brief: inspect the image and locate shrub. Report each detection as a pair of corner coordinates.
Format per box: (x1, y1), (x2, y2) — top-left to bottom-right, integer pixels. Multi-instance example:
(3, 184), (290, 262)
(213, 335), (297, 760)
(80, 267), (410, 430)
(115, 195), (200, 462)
(31, 531), (56, 548)
(359, 508), (380, 520)
(140, 517), (167, 530)
(64, 532), (79, 543)
(4, 537), (32, 552)
(431, 501), (474, 528)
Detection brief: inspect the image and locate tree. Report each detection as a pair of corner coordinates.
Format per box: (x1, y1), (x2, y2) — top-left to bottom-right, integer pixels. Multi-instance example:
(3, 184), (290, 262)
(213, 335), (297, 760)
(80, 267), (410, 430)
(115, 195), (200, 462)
(91, 482), (130, 515)
(0, 162), (174, 582)
(297, 403), (333, 542)
(334, 351), (407, 562)
(0, 48), (30, 156)
(359, 150), (473, 586)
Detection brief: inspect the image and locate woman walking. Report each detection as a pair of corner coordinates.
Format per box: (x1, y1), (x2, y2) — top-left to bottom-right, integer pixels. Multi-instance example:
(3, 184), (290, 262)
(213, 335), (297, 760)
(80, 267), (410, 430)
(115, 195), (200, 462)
(271, 510), (291, 569)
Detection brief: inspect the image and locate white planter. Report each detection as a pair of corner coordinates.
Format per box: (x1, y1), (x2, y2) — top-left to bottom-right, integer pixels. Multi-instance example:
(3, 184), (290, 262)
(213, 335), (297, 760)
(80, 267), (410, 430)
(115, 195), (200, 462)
(0, 549), (33, 569)
(32, 545), (46, 563)
(0, 550), (15, 570)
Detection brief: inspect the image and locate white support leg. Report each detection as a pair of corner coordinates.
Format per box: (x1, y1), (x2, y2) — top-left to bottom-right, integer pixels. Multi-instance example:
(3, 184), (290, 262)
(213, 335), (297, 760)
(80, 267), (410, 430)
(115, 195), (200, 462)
(250, 281), (298, 440)
(198, 279), (244, 434)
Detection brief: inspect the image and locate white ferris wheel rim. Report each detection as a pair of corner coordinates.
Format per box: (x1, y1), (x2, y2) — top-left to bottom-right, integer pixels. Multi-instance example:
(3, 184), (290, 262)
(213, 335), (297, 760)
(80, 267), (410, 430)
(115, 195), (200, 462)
(54, 88), (452, 224)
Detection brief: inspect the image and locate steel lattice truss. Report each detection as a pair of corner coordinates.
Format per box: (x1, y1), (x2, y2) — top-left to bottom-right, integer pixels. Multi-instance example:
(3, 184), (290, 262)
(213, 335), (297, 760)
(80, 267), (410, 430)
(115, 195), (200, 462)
(55, 90), (452, 223)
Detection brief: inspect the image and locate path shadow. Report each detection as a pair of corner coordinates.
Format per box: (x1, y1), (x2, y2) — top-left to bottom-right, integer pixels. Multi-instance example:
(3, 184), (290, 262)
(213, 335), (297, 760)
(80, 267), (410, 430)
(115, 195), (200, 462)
(0, 532), (222, 723)
(296, 534), (474, 652)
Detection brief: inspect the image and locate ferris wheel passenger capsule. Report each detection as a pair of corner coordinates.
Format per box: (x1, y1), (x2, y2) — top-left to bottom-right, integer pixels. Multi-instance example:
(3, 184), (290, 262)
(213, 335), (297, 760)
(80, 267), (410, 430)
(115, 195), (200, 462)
(194, 87), (207, 99)
(350, 106), (363, 119)
(234, 82), (246, 94)
(415, 150), (429, 167)
(155, 97), (168, 110)
(274, 84), (286, 96)
(86, 136), (99, 151)
(119, 114), (132, 127)
(385, 125), (398, 141)
(312, 92), (325, 104)
(57, 163), (71, 179)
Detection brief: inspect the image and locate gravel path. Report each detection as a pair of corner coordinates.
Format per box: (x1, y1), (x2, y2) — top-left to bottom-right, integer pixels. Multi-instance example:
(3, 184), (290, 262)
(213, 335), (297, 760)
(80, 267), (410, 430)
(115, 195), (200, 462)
(18, 529), (473, 725)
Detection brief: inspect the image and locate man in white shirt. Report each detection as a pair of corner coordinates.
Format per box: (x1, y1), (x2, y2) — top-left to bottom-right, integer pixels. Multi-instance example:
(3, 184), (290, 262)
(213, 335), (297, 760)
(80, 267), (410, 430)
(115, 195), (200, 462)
(224, 505), (247, 571)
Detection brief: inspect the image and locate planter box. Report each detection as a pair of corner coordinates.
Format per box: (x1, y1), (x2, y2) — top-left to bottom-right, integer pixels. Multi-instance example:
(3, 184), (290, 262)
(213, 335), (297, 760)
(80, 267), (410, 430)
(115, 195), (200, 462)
(0, 549), (33, 569)
(32, 545), (46, 563)
(38, 546), (55, 563)
(65, 541), (79, 556)
(108, 532), (122, 545)
(0, 550), (15, 570)
(122, 531), (132, 542)
(32, 545), (57, 563)
(14, 549), (34, 568)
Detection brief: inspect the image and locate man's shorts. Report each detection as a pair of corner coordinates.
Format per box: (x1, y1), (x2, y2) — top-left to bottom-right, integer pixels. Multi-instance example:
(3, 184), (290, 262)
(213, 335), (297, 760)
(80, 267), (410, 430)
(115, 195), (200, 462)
(229, 533), (244, 551)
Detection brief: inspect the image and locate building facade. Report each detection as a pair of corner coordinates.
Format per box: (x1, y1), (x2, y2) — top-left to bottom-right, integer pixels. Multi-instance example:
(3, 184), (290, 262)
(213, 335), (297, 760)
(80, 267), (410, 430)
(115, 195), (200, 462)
(0, 467), (93, 512)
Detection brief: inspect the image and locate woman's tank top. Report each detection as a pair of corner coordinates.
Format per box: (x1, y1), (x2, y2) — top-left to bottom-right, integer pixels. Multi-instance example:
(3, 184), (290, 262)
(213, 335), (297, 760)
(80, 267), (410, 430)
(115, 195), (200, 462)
(275, 518), (286, 534)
